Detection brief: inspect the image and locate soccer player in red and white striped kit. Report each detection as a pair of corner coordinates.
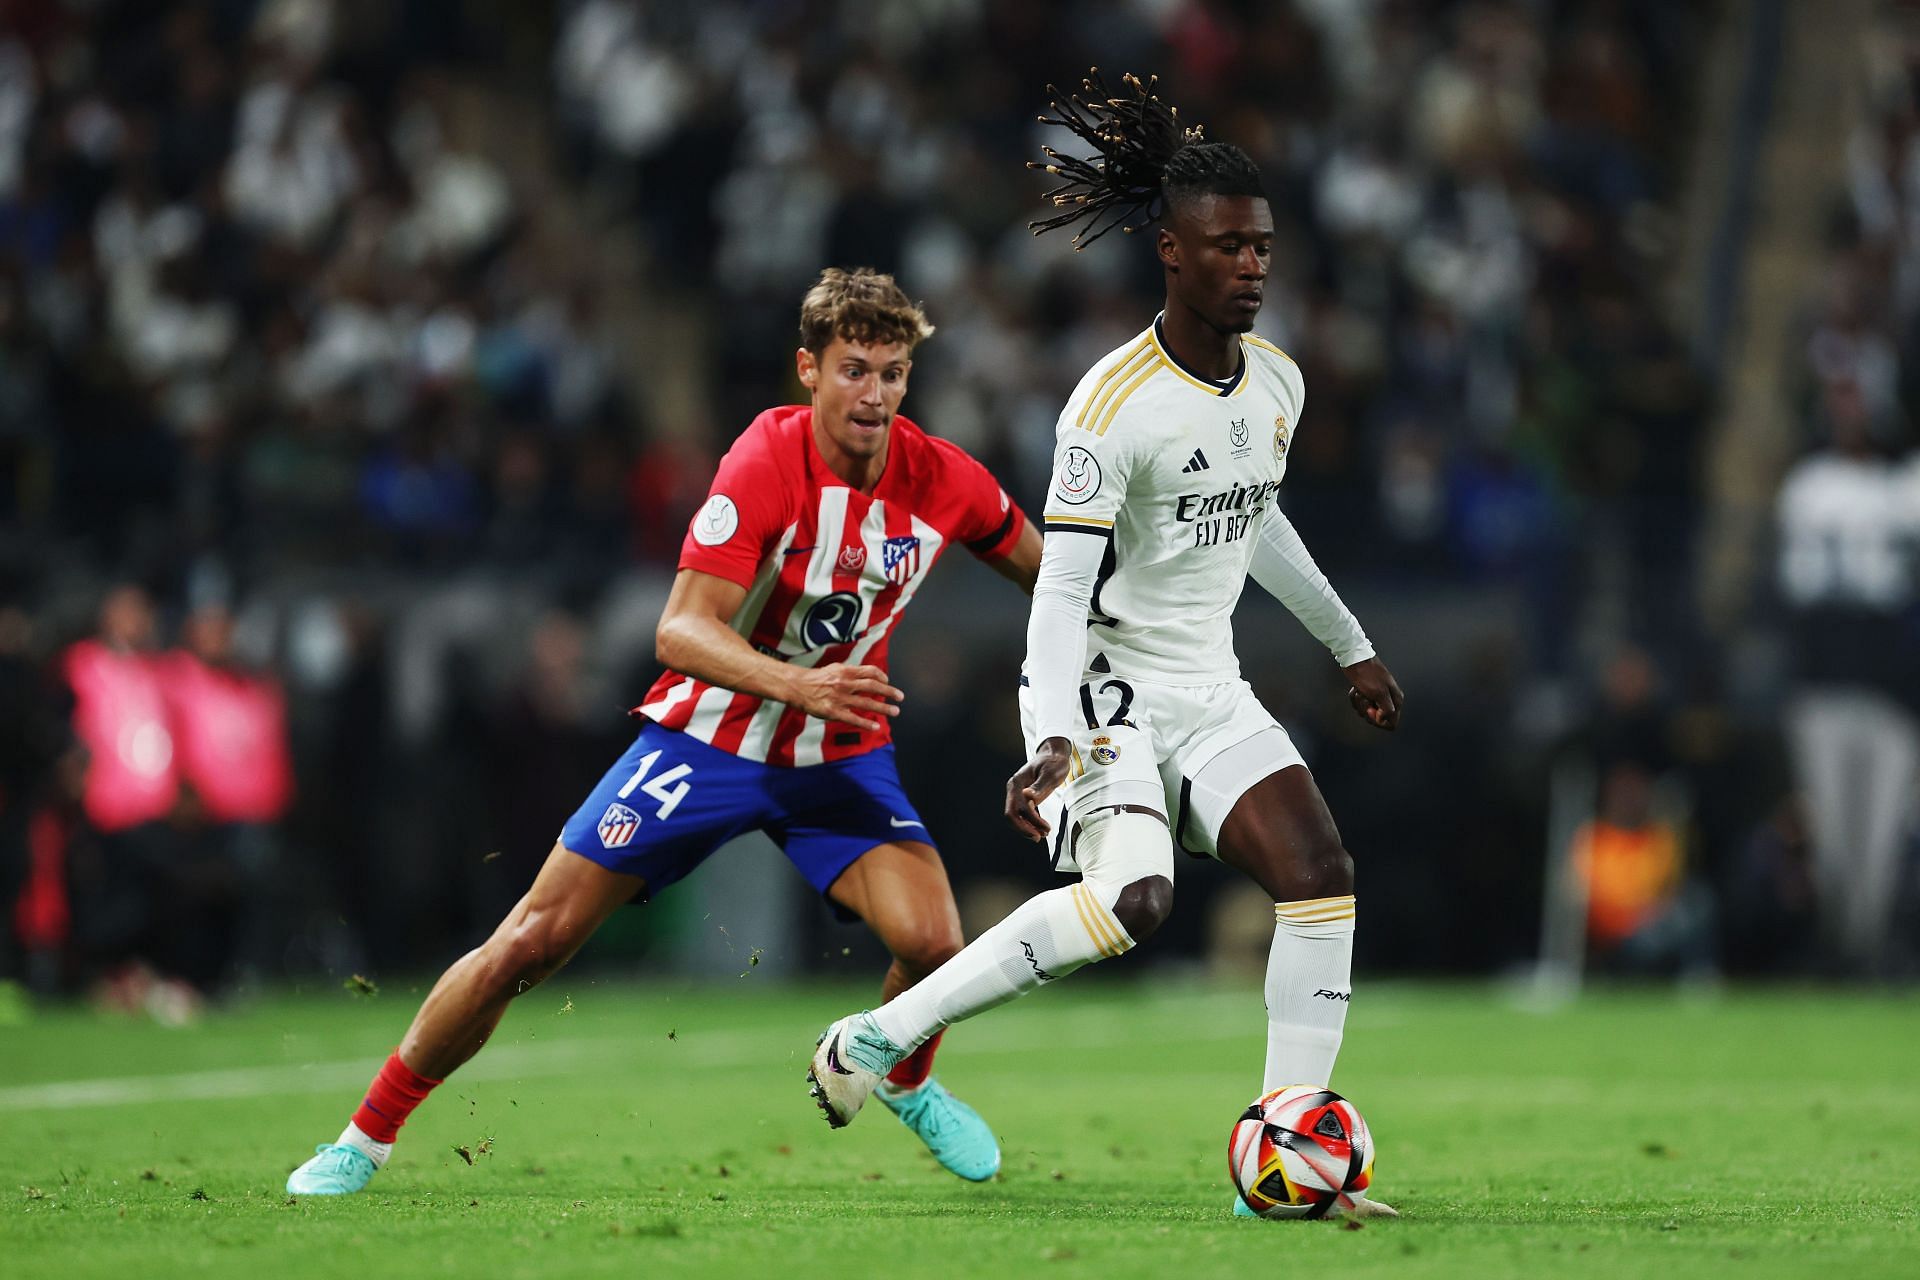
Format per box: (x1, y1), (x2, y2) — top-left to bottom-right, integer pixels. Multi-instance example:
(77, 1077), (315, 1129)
(286, 268), (1040, 1195)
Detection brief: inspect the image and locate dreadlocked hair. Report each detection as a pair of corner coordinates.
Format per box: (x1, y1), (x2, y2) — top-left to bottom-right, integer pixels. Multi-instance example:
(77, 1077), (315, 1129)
(1029, 70), (1265, 249)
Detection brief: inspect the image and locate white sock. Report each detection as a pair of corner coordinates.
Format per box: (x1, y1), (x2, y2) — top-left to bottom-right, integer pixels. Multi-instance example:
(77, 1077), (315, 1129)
(1262, 895), (1356, 1091)
(336, 1120), (394, 1167)
(870, 879), (1133, 1050)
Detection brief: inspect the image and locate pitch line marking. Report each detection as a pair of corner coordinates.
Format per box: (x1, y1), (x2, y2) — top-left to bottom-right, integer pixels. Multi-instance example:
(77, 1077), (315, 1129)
(0, 992), (1388, 1113)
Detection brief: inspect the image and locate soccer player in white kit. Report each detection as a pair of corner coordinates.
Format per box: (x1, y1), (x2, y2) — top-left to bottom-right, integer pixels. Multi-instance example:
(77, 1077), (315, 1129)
(808, 74), (1405, 1217)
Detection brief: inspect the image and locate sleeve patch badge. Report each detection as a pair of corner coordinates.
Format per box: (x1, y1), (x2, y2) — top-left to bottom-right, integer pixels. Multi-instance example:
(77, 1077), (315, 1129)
(1055, 446), (1102, 505)
(692, 494), (740, 546)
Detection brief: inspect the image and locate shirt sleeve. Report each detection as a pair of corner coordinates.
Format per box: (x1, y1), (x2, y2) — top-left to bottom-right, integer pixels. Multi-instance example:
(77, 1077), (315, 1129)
(1248, 508), (1374, 666)
(1042, 416), (1135, 534)
(1025, 420), (1138, 745)
(1025, 524), (1107, 746)
(676, 437), (791, 589)
(939, 441), (1026, 560)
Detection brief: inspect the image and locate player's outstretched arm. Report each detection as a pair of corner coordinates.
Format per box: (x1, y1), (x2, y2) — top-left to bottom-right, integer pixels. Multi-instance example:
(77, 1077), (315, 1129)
(655, 568), (903, 731)
(983, 517), (1045, 594)
(1249, 510), (1404, 731)
(1005, 529), (1107, 837)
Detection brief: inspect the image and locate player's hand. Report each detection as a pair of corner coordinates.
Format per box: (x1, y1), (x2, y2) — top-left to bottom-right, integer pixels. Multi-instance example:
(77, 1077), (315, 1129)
(1343, 657), (1404, 732)
(790, 663), (903, 731)
(1006, 736), (1073, 842)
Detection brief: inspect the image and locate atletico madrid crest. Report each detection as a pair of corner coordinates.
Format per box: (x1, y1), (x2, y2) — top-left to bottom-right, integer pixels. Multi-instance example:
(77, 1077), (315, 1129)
(597, 802), (641, 849)
(882, 535), (922, 586)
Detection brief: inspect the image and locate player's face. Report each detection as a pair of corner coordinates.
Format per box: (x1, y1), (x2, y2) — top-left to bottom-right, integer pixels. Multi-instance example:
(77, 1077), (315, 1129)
(797, 336), (913, 460)
(1160, 194), (1273, 334)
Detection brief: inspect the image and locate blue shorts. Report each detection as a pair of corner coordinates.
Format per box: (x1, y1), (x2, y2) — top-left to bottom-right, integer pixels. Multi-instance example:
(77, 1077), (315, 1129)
(559, 720), (932, 911)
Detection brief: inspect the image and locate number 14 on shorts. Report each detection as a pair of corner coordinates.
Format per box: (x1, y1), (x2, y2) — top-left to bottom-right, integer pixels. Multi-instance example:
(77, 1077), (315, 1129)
(617, 749), (693, 821)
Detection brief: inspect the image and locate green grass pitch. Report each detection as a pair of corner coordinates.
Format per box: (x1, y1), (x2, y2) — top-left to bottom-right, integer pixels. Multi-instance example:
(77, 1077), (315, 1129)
(3, 979), (1916, 1279)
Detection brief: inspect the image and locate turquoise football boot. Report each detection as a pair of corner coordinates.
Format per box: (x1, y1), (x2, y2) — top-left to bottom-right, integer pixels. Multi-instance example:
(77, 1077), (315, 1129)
(1233, 1195), (1260, 1217)
(286, 1143), (379, 1195)
(878, 1076), (1001, 1182)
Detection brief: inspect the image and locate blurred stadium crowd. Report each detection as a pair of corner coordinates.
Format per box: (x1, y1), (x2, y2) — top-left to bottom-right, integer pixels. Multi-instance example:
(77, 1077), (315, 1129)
(1, 0), (1915, 1011)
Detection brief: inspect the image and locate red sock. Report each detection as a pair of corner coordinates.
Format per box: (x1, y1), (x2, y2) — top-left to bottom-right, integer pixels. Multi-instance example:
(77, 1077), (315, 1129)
(885, 1029), (943, 1090)
(351, 1051), (443, 1143)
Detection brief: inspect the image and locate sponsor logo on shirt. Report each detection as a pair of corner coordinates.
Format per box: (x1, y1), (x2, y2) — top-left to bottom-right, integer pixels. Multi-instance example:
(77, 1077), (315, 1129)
(1174, 479), (1283, 523)
(692, 495), (739, 546)
(801, 592), (863, 647)
(1055, 446), (1102, 505)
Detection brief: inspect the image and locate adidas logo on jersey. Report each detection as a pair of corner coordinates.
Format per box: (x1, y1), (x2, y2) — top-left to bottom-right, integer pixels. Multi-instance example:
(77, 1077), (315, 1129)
(1181, 449), (1211, 474)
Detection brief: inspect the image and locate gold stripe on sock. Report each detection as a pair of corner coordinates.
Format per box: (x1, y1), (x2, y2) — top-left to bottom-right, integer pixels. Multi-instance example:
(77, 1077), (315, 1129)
(1068, 883), (1105, 955)
(1275, 895), (1357, 923)
(1275, 903), (1356, 920)
(1073, 883), (1129, 958)
(1069, 884), (1117, 957)
(1274, 907), (1356, 925)
(1078, 883), (1128, 957)
(1276, 894), (1357, 913)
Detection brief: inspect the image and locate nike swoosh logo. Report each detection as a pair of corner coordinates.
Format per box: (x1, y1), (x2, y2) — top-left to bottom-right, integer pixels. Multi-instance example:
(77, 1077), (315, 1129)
(784, 546), (816, 556)
(824, 1029), (853, 1075)
(888, 817), (925, 830)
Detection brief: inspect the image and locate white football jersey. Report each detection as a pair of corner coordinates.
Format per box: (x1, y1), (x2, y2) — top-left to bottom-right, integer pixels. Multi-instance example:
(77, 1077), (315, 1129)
(1040, 316), (1306, 685)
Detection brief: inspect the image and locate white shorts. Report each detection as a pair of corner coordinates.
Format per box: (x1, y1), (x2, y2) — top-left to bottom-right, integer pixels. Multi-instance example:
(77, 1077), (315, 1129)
(1019, 673), (1305, 871)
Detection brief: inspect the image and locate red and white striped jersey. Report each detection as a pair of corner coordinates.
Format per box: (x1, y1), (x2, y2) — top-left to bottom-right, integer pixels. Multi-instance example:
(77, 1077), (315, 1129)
(638, 405), (1025, 767)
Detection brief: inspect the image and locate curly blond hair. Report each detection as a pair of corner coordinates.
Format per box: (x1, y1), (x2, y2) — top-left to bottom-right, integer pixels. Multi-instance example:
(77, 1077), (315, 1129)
(798, 267), (935, 354)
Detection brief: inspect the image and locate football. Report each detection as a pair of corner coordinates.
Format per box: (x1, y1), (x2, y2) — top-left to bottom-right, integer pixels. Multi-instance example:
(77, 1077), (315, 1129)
(1228, 1085), (1375, 1219)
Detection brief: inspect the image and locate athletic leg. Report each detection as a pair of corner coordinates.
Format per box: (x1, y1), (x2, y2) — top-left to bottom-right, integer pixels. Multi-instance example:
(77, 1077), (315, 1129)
(1848, 697), (1920, 972)
(398, 843), (643, 1079)
(1786, 694), (1862, 963)
(1209, 756), (1397, 1219)
(285, 844), (640, 1195)
(825, 839), (963, 1087)
(289, 722), (750, 1194)
(807, 803), (1174, 1128)
(826, 839), (1000, 1180)
(1213, 764), (1355, 1092)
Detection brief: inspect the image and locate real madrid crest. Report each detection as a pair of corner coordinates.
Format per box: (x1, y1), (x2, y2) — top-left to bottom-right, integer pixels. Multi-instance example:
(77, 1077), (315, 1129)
(1090, 734), (1120, 765)
(1274, 413), (1291, 459)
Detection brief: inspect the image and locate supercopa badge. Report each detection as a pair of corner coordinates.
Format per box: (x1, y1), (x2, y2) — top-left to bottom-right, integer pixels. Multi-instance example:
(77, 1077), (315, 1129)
(1055, 446), (1102, 505)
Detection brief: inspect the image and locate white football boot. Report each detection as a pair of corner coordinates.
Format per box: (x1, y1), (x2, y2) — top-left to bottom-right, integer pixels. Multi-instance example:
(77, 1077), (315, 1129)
(807, 1011), (906, 1127)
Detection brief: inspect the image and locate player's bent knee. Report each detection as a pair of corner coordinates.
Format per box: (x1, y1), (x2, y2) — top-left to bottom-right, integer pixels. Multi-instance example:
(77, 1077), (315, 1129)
(1319, 844), (1356, 896)
(484, 914), (580, 996)
(1273, 843), (1354, 902)
(1110, 874), (1174, 943)
(888, 921), (963, 976)
(1075, 808), (1176, 947)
